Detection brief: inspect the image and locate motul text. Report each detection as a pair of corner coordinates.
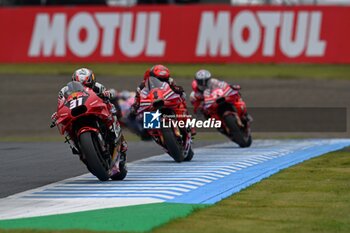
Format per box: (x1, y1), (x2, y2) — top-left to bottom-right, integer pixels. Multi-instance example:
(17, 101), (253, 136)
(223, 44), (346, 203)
(29, 12), (165, 58)
(196, 11), (326, 58)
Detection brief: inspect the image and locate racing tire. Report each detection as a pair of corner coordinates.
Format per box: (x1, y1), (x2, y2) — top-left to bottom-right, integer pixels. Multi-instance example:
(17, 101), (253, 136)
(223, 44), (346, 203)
(223, 115), (252, 148)
(79, 132), (110, 181)
(184, 145), (194, 162)
(161, 127), (184, 162)
(110, 160), (128, 181)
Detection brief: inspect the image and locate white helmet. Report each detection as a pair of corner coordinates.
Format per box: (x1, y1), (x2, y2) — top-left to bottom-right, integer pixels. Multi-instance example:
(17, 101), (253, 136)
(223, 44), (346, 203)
(72, 68), (95, 88)
(195, 69), (211, 91)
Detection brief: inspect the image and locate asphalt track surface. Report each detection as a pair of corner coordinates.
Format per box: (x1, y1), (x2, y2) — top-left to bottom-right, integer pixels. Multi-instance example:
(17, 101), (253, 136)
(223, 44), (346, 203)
(1, 75), (350, 198)
(1, 75), (350, 138)
(0, 140), (223, 198)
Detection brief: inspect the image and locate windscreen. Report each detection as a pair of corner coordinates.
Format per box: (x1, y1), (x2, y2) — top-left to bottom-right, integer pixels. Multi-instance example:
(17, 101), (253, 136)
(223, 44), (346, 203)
(64, 81), (85, 98)
(145, 76), (165, 91)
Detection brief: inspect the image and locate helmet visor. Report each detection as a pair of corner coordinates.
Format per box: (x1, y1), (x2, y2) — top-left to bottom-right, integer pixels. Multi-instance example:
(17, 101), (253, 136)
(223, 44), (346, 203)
(197, 78), (209, 91)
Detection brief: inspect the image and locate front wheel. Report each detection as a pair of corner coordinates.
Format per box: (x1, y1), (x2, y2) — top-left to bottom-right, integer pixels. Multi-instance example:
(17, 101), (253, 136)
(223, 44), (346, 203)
(223, 114), (252, 148)
(184, 146), (194, 162)
(161, 127), (184, 162)
(79, 132), (110, 181)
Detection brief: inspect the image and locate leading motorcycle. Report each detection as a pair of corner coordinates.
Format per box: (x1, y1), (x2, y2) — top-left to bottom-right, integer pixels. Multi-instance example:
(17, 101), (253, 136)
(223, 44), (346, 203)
(52, 81), (127, 181)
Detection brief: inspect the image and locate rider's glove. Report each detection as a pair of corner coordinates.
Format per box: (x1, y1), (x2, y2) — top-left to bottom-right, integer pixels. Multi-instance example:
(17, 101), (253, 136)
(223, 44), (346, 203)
(102, 90), (112, 99)
(171, 85), (184, 95)
(50, 112), (57, 128)
(168, 77), (174, 85)
(176, 86), (184, 93)
(230, 84), (241, 91)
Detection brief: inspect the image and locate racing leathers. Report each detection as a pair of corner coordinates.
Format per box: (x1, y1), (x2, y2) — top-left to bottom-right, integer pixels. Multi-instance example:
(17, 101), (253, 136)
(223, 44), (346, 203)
(130, 71), (185, 115)
(130, 72), (196, 136)
(52, 82), (128, 154)
(190, 78), (246, 118)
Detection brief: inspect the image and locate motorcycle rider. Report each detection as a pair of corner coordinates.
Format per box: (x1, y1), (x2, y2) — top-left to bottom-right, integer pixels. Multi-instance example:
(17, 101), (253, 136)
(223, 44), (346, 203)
(190, 69), (250, 122)
(108, 88), (123, 120)
(51, 68), (128, 160)
(130, 64), (196, 135)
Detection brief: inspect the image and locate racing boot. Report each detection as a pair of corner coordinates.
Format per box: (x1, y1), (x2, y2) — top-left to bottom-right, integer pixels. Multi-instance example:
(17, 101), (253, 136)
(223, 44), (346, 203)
(109, 104), (127, 155)
(119, 134), (128, 153)
(109, 103), (123, 141)
(110, 135), (128, 181)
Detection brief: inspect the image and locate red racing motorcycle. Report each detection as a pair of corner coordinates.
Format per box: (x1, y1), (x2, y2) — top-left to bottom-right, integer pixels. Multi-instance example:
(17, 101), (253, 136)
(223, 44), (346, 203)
(53, 81), (127, 181)
(203, 85), (252, 147)
(137, 76), (194, 162)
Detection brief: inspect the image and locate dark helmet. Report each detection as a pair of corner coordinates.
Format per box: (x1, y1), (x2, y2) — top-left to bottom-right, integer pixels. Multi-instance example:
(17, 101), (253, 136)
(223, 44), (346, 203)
(149, 65), (170, 81)
(195, 69), (211, 91)
(72, 68), (95, 88)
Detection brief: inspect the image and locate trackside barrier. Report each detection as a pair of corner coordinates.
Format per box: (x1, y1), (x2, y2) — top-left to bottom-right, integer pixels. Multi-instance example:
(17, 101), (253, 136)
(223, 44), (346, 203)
(0, 6), (349, 63)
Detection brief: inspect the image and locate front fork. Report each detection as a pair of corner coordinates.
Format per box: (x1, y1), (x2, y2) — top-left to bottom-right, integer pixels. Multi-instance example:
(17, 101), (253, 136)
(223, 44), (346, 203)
(64, 133), (80, 155)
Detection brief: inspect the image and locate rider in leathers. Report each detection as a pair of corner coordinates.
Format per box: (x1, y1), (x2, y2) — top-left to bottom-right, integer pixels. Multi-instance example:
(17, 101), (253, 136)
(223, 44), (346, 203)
(50, 68), (128, 159)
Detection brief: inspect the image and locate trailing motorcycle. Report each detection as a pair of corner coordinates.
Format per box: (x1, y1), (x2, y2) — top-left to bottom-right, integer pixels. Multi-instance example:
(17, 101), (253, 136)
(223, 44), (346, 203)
(203, 85), (252, 147)
(116, 91), (151, 141)
(52, 81), (127, 181)
(137, 76), (194, 162)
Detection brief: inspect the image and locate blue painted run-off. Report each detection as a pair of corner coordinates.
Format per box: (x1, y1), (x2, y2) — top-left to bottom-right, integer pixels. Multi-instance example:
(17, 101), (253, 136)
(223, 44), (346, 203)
(21, 139), (350, 203)
(167, 139), (350, 205)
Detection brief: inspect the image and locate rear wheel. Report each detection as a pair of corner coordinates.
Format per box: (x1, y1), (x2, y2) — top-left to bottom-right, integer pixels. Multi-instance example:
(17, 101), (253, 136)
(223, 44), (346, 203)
(79, 132), (110, 181)
(161, 127), (184, 162)
(224, 115), (252, 148)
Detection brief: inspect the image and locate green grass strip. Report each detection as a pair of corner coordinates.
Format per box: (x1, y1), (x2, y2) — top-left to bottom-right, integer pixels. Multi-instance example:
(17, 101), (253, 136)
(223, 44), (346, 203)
(0, 63), (350, 79)
(0, 203), (207, 233)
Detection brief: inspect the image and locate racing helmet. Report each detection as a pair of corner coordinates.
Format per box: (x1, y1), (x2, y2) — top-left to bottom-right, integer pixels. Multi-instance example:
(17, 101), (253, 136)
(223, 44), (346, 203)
(149, 65), (170, 81)
(72, 68), (95, 88)
(195, 69), (211, 91)
(109, 88), (118, 100)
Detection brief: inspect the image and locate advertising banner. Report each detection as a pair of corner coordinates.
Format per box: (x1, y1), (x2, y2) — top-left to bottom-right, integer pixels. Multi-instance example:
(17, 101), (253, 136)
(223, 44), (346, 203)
(0, 5), (349, 63)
